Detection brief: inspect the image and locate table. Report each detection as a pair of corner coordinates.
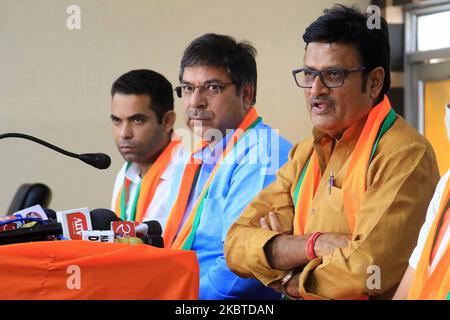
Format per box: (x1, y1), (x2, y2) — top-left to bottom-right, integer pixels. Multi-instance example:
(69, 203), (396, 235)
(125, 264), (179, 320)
(0, 240), (199, 299)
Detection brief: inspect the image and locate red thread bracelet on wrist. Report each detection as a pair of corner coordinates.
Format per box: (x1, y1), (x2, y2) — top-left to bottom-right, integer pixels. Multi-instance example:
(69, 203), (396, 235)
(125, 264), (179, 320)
(306, 232), (322, 260)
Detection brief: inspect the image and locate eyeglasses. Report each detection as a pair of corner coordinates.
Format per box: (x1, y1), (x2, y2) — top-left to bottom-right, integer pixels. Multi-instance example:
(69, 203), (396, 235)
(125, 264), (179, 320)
(175, 82), (234, 98)
(292, 67), (366, 88)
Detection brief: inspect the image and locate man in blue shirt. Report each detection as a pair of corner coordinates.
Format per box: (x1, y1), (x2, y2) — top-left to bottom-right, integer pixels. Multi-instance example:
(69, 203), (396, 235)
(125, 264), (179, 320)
(164, 33), (292, 299)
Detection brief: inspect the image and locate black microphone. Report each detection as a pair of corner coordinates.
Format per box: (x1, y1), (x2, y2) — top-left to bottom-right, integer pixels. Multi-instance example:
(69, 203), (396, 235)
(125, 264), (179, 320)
(43, 208), (57, 220)
(49, 208), (162, 239)
(89, 208), (162, 236)
(141, 234), (164, 248)
(89, 208), (121, 230)
(0, 209), (119, 245)
(135, 220), (162, 236)
(135, 221), (163, 247)
(0, 133), (111, 169)
(89, 209), (163, 247)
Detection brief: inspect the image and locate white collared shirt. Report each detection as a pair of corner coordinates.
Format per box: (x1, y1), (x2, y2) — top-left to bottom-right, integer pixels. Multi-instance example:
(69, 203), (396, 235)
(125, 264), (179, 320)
(111, 160), (176, 229)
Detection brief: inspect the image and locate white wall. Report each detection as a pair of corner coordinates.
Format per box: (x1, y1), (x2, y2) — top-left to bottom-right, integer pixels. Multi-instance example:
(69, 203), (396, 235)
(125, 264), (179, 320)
(0, 0), (370, 213)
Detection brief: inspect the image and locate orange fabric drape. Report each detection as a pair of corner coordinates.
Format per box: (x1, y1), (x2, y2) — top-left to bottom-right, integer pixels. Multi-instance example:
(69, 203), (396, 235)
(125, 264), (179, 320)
(115, 139), (180, 223)
(162, 143), (205, 249)
(294, 95), (393, 235)
(0, 241), (199, 300)
(164, 107), (259, 249)
(408, 177), (450, 300)
(431, 207), (450, 263)
(293, 151), (321, 235)
(341, 95), (392, 232)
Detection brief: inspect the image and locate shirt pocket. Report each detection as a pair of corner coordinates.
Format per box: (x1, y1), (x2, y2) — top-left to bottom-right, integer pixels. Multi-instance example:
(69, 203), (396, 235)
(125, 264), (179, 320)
(313, 185), (350, 233)
(314, 186), (353, 266)
(197, 194), (226, 243)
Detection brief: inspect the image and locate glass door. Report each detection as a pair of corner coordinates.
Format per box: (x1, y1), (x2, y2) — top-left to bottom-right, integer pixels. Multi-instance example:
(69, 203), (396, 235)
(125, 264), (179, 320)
(424, 79), (450, 174)
(404, 1), (450, 175)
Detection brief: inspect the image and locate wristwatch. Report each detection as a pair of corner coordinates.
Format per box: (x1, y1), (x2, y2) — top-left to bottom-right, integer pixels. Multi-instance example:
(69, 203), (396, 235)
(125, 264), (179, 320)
(281, 270), (299, 300)
(281, 270), (294, 287)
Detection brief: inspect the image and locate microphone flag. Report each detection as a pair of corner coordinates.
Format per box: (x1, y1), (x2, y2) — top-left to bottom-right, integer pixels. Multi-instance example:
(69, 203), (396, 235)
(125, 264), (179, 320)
(111, 221), (136, 237)
(56, 208), (92, 240)
(0, 205), (49, 232)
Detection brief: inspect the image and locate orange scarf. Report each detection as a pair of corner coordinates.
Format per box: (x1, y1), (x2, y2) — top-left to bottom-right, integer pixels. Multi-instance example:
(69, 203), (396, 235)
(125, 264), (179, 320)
(408, 177), (450, 300)
(114, 139), (180, 223)
(293, 95), (396, 300)
(293, 95), (395, 235)
(163, 107), (260, 249)
(162, 142), (206, 249)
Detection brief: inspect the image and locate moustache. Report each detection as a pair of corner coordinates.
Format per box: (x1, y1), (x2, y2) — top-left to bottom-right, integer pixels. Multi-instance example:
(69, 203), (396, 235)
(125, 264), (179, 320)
(119, 140), (136, 148)
(310, 96), (335, 108)
(186, 109), (214, 120)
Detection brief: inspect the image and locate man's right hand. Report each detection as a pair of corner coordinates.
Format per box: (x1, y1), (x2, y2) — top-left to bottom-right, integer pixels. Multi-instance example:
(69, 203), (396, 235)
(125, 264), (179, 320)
(262, 211), (351, 270)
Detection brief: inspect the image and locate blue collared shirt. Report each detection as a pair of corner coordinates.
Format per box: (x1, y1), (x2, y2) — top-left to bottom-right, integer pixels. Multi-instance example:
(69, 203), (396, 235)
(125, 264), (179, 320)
(166, 120), (292, 299)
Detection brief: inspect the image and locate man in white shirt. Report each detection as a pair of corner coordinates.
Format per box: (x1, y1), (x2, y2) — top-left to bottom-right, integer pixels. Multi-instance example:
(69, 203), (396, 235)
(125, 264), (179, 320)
(394, 102), (450, 299)
(110, 69), (178, 228)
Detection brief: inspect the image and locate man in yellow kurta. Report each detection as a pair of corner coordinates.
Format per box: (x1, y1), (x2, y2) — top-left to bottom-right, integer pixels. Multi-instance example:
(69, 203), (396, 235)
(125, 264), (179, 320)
(224, 5), (440, 300)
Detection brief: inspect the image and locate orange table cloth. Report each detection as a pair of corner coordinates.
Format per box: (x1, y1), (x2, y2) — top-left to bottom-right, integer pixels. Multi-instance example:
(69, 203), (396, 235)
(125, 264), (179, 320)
(0, 240), (199, 300)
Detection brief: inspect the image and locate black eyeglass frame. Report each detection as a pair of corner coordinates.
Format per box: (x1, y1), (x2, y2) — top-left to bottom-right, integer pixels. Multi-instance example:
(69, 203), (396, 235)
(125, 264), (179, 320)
(291, 67), (366, 89)
(174, 82), (234, 98)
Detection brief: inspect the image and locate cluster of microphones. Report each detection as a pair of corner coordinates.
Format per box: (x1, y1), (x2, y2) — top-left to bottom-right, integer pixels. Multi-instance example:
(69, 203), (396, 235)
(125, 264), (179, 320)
(0, 133), (162, 247)
(0, 205), (163, 247)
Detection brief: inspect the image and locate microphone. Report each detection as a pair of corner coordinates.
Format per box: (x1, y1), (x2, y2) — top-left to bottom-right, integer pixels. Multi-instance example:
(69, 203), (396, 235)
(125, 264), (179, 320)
(93, 209), (163, 247)
(0, 209), (119, 245)
(0, 205), (53, 232)
(0, 221), (62, 245)
(92, 209), (163, 247)
(135, 220), (162, 236)
(134, 221), (163, 247)
(140, 234), (164, 248)
(0, 133), (111, 169)
(0, 208), (164, 248)
(85, 209), (164, 247)
(79, 154), (111, 170)
(89, 208), (121, 230)
(90, 208), (162, 236)
(44, 208), (57, 220)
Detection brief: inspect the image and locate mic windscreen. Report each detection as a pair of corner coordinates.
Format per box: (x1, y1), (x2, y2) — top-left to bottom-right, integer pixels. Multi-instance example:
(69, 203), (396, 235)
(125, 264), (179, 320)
(141, 235), (164, 248)
(79, 153), (111, 170)
(43, 208), (57, 221)
(135, 220), (162, 236)
(90, 208), (121, 230)
(144, 220), (162, 236)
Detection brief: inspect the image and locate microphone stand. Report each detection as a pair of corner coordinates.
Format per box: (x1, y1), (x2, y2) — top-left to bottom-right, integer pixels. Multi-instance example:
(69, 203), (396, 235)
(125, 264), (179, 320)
(0, 133), (111, 169)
